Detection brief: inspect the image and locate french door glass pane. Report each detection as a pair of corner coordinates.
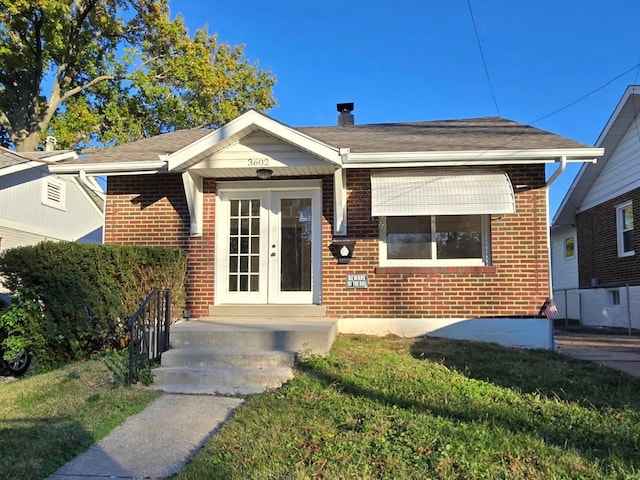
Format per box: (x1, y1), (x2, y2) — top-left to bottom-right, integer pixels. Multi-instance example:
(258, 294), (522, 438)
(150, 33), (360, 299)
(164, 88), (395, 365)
(228, 199), (261, 292)
(280, 198), (312, 292)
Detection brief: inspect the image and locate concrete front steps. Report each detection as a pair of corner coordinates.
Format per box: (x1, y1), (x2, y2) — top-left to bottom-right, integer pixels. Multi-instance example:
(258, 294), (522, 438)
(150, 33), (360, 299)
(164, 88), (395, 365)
(151, 316), (337, 396)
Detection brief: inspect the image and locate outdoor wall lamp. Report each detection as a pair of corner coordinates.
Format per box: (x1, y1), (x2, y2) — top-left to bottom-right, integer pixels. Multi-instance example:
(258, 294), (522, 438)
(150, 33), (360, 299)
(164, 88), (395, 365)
(329, 240), (356, 264)
(256, 168), (273, 180)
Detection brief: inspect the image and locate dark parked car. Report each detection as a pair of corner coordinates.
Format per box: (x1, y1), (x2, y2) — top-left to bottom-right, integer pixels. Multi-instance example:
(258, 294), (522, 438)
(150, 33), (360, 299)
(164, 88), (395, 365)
(0, 293), (32, 377)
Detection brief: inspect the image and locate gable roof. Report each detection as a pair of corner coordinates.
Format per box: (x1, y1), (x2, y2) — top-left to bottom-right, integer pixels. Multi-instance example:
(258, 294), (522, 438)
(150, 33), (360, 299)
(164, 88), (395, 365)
(49, 111), (602, 175)
(553, 85), (640, 227)
(50, 110), (342, 175)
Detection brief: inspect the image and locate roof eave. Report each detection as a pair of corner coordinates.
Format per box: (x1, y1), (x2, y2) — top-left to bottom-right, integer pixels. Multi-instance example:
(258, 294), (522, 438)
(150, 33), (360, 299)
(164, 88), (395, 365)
(594, 86), (640, 147)
(344, 148), (603, 167)
(38, 150), (79, 163)
(553, 85), (640, 226)
(0, 162), (37, 176)
(49, 160), (166, 175)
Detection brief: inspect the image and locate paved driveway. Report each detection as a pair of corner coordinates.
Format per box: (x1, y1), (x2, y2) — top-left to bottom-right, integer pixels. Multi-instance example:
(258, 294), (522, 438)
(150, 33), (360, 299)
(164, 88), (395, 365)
(554, 332), (640, 378)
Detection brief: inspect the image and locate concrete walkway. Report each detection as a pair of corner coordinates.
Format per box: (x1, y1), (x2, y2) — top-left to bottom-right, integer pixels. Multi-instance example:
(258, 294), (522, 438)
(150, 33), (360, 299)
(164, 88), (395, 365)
(48, 394), (243, 480)
(554, 331), (640, 378)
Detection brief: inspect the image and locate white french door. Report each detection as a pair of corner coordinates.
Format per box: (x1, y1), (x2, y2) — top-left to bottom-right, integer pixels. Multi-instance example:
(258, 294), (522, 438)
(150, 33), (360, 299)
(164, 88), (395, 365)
(215, 182), (321, 305)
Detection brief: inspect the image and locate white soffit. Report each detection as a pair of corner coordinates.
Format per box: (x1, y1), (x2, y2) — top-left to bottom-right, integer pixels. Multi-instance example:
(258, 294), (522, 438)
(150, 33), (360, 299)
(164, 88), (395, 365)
(370, 169), (516, 216)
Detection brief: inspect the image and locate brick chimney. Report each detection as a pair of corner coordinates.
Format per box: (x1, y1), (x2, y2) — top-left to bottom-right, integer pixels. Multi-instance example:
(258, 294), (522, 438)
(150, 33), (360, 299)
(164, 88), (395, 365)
(337, 102), (354, 126)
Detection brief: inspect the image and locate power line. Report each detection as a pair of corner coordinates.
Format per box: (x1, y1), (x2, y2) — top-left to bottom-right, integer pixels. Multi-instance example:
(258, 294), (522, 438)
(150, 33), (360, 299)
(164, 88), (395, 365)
(530, 62), (640, 125)
(467, 0), (500, 116)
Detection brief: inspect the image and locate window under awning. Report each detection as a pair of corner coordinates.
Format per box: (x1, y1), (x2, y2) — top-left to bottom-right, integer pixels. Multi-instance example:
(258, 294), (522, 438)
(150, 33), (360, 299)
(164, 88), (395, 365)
(370, 169), (516, 216)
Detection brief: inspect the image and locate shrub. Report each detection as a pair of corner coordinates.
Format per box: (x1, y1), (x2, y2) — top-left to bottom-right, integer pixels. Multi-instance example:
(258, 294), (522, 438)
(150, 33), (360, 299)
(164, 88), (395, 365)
(0, 242), (187, 370)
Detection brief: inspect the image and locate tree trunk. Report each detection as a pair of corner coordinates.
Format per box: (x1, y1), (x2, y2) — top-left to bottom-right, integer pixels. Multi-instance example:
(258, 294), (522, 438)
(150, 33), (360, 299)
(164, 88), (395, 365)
(13, 131), (43, 152)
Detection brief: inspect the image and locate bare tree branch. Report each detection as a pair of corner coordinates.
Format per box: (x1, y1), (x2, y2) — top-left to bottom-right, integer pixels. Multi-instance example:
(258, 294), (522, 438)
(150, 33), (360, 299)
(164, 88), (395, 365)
(58, 74), (115, 106)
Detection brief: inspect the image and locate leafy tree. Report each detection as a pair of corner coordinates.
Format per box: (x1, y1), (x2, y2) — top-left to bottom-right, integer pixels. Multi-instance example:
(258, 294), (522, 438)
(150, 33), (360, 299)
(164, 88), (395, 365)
(0, 0), (276, 151)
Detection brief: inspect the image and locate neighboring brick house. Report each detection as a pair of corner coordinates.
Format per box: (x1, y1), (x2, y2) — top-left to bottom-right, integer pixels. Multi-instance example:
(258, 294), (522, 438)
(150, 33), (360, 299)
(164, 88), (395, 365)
(552, 85), (640, 329)
(52, 106), (601, 348)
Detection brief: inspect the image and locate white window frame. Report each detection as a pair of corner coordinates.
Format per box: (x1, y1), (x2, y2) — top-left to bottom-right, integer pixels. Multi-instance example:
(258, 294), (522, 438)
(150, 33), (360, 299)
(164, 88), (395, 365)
(41, 177), (67, 211)
(616, 201), (634, 257)
(564, 234), (576, 260)
(379, 214), (491, 267)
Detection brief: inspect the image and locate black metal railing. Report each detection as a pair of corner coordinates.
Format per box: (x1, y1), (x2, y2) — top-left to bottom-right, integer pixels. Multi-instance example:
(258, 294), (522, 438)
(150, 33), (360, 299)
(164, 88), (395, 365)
(128, 288), (171, 384)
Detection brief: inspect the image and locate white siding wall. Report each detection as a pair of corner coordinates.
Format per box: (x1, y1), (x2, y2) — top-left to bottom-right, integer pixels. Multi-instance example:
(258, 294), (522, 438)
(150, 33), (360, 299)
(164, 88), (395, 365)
(579, 286), (640, 330)
(190, 131), (336, 177)
(0, 168), (103, 242)
(550, 225), (580, 319)
(0, 225), (60, 252)
(219, 131), (320, 160)
(0, 226), (58, 292)
(581, 113), (640, 211)
(551, 225), (578, 289)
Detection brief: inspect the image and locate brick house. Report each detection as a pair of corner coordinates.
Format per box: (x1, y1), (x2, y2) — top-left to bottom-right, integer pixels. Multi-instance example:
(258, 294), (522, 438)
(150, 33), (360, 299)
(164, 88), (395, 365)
(552, 85), (640, 329)
(52, 106), (601, 348)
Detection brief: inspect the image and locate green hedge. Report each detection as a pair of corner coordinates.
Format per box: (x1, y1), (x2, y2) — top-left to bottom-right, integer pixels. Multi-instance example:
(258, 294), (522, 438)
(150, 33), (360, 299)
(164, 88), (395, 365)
(0, 242), (187, 370)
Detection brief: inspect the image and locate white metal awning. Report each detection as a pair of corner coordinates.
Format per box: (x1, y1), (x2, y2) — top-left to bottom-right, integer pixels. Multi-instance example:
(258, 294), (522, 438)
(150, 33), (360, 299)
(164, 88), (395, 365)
(370, 169), (516, 216)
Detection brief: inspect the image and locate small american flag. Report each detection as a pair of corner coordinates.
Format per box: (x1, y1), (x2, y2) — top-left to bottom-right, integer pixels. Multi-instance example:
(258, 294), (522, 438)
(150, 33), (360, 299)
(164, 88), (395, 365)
(542, 299), (559, 320)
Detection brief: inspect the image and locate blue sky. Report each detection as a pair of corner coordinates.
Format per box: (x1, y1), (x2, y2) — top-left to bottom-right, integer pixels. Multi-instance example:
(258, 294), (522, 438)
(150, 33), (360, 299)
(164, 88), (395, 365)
(170, 0), (640, 220)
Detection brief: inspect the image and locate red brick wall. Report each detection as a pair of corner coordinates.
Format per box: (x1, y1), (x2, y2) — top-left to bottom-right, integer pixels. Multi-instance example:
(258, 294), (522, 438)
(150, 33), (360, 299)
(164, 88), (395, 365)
(321, 166), (549, 318)
(106, 166), (549, 319)
(105, 174), (216, 318)
(576, 188), (640, 288)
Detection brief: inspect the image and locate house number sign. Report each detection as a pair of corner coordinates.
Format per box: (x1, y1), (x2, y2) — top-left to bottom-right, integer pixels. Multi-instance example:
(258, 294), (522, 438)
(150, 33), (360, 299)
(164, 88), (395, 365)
(346, 274), (368, 288)
(247, 157), (270, 167)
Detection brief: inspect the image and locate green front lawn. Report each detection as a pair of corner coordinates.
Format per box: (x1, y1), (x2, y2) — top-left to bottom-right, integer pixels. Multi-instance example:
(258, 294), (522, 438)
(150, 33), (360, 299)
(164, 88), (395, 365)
(0, 351), (160, 479)
(2, 335), (639, 479)
(177, 335), (640, 479)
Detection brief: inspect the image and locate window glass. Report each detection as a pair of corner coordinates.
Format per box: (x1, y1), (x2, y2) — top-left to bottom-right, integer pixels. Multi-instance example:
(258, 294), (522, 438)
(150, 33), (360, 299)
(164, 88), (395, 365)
(609, 289), (621, 305)
(386, 216), (432, 259)
(617, 203), (634, 256)
(435, 215), (482, 259)
(622, 205), (633, 253)
(382, 214), (488, 265)
(565, 236), (575, 259)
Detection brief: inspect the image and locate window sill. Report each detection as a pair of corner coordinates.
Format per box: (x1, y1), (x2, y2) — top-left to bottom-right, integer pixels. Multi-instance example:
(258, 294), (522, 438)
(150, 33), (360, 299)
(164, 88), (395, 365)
(375, 266), (497, 275)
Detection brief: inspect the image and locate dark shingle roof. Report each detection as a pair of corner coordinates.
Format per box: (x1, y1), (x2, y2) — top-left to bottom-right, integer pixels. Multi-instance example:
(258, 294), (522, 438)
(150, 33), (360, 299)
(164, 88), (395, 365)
(0, 149), (74, 170)
(296, 117), (589, 153)
(0, 151), (28, 169)
(58, 116), (590, 166)
(69, 128), (213, 165)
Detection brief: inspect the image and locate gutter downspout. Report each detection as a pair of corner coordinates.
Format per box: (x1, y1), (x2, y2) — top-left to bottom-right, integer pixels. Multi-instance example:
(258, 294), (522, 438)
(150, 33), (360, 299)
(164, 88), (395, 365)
(544, 156), (567, 346)
(79, 170), (107, 243)
(545, 155), (567, 189)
